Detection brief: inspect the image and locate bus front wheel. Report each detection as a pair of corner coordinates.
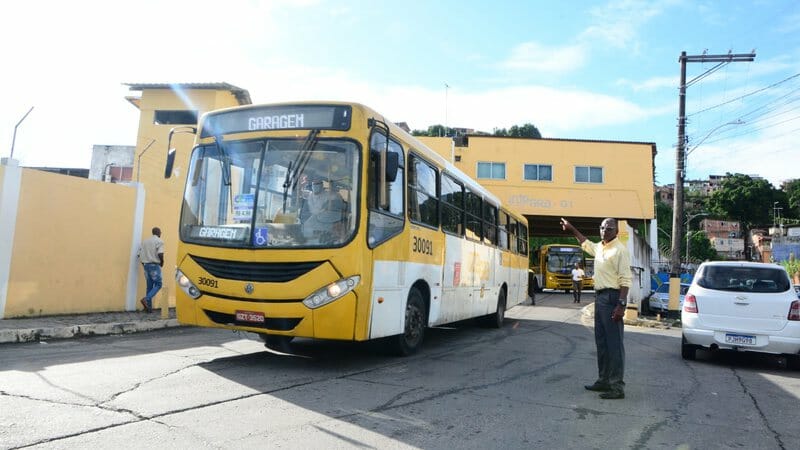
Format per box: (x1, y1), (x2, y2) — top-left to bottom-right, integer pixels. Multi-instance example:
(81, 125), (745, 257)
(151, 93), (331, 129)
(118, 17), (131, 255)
(388, 288), (426, 356)
(262, 335), (294, 353)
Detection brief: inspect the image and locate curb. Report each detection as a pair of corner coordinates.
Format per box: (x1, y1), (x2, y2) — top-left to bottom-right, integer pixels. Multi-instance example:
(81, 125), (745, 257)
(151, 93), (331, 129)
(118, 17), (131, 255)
(580, 302), (679, 328)
(0, 319), (181, 344)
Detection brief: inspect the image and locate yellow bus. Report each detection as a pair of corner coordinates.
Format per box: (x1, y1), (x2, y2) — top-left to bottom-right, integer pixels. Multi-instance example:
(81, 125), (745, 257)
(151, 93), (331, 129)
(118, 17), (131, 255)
(165, 102), (530, 355)
(530, 244), (593, 293)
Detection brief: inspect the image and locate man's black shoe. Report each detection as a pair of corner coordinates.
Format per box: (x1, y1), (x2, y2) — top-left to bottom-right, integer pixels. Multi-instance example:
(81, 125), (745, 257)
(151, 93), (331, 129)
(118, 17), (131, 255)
(584, 383), (611, 392)
(599, 390), (625, 399)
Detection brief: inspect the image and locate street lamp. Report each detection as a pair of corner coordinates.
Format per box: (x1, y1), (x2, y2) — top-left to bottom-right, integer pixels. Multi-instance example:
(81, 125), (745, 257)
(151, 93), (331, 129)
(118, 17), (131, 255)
(686, 120), (745, 157)
(685, 212), (708, 267)
(10, 106), (34, 159)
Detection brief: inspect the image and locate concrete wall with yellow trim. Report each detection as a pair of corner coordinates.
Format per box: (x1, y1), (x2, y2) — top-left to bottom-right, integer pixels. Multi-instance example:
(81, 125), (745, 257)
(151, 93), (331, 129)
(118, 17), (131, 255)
(418, 136), (655, 220)
(3, 168), (138, 317)
(0, 87), (244, 318)
(131, 88), (244, 306)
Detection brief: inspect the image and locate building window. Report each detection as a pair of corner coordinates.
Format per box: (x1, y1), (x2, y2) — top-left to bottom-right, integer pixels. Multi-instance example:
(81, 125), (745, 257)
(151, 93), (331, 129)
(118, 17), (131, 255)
(523, 164), (552, 181)
(477, 162), (505, 179)
(575, 166), (603, 183)
(154, 110), (198, 125)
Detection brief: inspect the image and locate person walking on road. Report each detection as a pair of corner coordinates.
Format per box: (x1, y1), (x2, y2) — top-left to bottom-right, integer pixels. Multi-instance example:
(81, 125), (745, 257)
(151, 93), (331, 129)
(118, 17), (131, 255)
(138, 227), (164, 313)
(571, 262), (585, 303)
(561, 217), (631, 400)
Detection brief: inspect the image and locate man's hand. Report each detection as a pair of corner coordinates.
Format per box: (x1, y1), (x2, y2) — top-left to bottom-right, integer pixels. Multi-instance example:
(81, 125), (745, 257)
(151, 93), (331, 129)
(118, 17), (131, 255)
(611, 304), (625, 322)
(560, 218), (572, 231)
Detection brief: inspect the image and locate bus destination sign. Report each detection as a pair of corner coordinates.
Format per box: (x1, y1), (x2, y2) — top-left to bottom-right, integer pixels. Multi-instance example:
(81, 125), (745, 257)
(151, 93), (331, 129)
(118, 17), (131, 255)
(201, 104), (352, 137)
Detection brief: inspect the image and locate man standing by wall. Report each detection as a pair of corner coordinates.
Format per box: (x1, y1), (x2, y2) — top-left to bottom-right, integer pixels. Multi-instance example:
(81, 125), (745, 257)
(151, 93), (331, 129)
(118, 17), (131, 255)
(561, 217), (632, 400)
(138, 227), (164, 313)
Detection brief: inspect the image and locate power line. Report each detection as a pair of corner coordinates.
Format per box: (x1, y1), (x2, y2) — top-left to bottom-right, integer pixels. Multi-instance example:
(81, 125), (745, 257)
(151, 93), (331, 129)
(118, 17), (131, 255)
(688, 72), (800, 117)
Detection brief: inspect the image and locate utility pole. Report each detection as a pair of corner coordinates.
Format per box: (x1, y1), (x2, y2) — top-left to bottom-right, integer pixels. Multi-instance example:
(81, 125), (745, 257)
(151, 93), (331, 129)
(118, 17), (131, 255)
(670, 51), (755, 277)
(668, 51), (754, 315)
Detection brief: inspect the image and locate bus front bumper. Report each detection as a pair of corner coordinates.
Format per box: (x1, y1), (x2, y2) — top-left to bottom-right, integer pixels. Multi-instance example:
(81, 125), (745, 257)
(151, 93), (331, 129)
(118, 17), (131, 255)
(176, 290), (358, 341)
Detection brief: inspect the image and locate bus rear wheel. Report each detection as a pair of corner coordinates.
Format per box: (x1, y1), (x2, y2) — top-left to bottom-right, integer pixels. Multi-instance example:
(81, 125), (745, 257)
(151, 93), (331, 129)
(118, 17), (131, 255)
(480, 289), (506, 328)
(388, 288), (426, 356)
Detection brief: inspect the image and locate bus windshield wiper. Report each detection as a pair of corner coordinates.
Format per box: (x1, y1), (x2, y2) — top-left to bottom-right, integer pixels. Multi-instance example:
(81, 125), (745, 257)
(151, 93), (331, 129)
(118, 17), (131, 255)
(213, 134), (231, 186)
(282, 129), (320, 212)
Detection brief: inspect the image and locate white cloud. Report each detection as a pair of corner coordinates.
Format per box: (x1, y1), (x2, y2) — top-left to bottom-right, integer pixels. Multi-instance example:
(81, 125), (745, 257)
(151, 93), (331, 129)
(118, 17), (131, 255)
(617, 76), (678, 92)
(500, 42), (587, 74)
(580, 0), (673, 50)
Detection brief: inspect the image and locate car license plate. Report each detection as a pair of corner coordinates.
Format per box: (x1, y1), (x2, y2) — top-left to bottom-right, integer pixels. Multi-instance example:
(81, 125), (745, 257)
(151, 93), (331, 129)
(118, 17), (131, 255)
(235, 310), (265, 323)
(725, 333), (755, 345)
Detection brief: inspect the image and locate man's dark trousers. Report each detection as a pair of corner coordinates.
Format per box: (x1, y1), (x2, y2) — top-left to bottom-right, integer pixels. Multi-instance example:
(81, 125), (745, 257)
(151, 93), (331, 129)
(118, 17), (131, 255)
(594, 288), (625, 393)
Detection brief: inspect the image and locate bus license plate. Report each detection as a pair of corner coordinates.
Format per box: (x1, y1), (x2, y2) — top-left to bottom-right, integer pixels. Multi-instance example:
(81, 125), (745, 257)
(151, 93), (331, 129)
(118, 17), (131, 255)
(236, 310), (265, 323)
(725, 333), (755, 345)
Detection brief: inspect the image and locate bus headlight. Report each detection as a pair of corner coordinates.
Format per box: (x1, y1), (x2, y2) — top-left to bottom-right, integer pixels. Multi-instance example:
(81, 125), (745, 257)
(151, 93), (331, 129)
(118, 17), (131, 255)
(303, 275), (360, 309)
(176, 269), (202, 299)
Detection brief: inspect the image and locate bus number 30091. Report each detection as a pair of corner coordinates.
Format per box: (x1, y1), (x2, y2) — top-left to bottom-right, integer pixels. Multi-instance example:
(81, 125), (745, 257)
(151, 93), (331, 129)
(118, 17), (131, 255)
(197, 276), (219, 288)
(412, 236), (434, 255)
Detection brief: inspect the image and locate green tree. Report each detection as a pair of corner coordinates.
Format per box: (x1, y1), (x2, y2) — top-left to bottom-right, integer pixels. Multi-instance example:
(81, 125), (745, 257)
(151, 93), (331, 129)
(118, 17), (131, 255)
(493, 123), (542, 138)
(655, 199), (673, 253)
(707, 173), (776, 259)
(688, 231), (717, 262)
(781, 178), (800, 219)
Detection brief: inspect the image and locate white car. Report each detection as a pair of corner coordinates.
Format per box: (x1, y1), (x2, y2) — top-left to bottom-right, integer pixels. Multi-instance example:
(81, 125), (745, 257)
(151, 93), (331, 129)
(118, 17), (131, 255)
(681, 261), (800, 366)
(649, 283), (690, 312)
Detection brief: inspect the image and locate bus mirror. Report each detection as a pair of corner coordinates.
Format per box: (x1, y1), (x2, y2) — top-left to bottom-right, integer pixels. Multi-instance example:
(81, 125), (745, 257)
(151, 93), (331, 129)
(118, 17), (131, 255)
(165, 148), (176, 179)
(164, 125), (197, 179)
(385, 152), (399, 182)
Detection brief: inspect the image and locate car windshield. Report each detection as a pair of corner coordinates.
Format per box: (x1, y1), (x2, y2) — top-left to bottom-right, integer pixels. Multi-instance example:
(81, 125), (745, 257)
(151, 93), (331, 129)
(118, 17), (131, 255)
(179, 137), (359, 248)
(697, 266), (790, 293)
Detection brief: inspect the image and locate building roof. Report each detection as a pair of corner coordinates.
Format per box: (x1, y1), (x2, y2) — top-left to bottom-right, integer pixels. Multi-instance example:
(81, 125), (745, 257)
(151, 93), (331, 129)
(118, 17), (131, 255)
(123, 82), (252, 106)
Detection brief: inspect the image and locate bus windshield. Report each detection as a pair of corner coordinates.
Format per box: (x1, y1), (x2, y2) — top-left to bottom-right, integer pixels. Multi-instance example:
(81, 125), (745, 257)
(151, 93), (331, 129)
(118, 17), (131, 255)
(179, 137), (359, 249)
(546, 248), (583, 274)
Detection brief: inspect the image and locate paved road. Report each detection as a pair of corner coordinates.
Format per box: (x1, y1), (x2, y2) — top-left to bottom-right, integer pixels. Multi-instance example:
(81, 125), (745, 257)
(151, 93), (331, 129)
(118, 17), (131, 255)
(1, 292), (798, 449)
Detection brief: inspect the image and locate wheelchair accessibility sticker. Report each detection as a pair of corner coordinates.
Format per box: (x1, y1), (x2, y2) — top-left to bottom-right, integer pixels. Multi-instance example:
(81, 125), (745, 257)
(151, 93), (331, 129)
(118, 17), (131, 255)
(253, 227), (269, 247)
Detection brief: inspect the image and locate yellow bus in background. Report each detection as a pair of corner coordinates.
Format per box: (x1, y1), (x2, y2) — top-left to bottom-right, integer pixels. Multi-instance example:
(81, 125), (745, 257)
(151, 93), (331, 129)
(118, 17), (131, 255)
(530, 244), (593, 293)
(165, 102), (529, 355)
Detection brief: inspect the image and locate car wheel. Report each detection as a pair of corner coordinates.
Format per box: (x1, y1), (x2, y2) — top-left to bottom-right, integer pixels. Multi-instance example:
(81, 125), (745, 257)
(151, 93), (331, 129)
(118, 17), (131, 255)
(681, 335), (696, 360)
(787, 355), (800, 371)
(387, 288), (426, 356)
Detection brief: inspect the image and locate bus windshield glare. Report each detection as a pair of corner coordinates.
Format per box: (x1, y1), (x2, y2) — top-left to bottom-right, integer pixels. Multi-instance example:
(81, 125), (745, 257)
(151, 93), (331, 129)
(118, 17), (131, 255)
(179, 137), (359, 249)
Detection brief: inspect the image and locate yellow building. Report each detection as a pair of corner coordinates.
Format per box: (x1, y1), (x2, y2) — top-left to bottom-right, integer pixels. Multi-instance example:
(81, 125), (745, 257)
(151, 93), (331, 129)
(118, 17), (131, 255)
(124, 83), (252, 304)
(417, 136), (656, 236)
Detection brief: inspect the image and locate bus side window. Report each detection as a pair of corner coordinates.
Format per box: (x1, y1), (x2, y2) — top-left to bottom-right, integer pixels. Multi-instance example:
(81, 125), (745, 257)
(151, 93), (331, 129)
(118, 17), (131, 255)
(367, 132), (405, 247)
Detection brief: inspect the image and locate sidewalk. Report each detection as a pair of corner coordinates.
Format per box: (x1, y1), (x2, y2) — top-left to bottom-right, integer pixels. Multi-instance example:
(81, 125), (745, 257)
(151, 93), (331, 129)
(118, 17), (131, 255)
(580, 302), (680, 329)
(0, 308), (180, 344)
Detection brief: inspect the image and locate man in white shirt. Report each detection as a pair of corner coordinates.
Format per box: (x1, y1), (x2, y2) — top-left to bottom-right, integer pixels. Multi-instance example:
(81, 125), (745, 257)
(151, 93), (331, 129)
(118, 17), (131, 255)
(571, 262), (585, 303)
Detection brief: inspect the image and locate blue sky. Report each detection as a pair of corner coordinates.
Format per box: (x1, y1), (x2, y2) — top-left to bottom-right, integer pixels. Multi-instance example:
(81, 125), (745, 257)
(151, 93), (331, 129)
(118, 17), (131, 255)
(2, 0), (799, 187)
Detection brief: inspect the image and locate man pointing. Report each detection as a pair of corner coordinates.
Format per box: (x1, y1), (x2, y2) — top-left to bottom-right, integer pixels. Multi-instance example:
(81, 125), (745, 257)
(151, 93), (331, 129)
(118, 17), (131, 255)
(561, 217), (631, 400)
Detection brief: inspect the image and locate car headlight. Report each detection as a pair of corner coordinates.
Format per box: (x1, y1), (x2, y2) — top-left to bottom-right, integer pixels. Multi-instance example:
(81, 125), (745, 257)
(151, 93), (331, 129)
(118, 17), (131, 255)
(303, 275), (360, 309)
(175, 269), (201, 299)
